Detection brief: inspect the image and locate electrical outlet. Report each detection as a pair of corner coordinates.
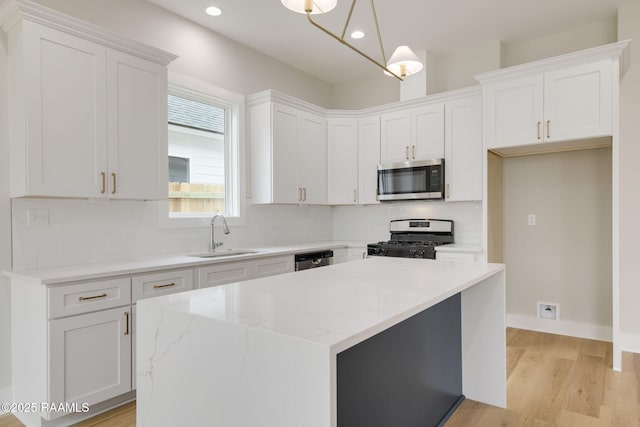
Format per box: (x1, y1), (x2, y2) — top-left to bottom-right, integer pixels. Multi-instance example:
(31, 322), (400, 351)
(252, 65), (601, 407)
(28, 208), (50, 227)
(538, 302), (559, 320)
(528, 214), (536, 226)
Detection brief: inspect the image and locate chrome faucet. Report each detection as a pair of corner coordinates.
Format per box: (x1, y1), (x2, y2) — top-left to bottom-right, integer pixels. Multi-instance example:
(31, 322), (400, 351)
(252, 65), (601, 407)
(210, 213), (230, 252)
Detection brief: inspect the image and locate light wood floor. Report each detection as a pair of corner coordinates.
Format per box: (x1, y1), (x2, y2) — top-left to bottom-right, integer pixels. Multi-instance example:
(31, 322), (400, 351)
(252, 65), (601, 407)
(1, 328), (639, 427)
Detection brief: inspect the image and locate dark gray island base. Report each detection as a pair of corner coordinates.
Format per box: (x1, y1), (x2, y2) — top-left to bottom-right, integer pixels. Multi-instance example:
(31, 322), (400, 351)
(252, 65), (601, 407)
(337, 293), (463, 427)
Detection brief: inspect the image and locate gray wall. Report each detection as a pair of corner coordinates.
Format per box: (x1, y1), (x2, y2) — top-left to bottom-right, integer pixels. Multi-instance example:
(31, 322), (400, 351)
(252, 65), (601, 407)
(618, 2), (640, 348)
(503, 148), (612, 328)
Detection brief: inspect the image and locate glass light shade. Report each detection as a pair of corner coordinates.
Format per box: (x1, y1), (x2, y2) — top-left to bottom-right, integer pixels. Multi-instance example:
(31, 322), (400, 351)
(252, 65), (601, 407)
(385, 45), (424, 77)
(281, 0), (337, 14)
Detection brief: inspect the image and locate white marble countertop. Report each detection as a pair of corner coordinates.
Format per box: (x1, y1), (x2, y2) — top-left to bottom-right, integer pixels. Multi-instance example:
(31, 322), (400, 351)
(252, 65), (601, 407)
(140, 257), (504, 353)
(3, 240), (367, 284)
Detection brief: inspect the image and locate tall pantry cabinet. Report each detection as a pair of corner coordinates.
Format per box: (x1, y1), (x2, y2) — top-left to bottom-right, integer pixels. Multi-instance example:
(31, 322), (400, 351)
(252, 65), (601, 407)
(2, 0), (176, 200)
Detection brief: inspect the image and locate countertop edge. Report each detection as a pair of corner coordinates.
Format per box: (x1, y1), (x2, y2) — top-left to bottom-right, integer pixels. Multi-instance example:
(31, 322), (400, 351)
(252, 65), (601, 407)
(3, 241), (369, 284)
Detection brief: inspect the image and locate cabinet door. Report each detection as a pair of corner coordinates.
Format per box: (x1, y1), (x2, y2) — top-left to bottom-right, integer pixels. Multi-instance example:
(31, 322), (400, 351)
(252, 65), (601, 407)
(107, 50), (168, 200)
(23, 21), (108, 198)
(380, 111), (411, 163)
(328, 118), (358, 205)
(445, 96), (482, 201)
(484, 75), (543, 149)
(543, 61), (612, 142)
(132, 304), (137, 390)
(272, 103), (301, 204)
(49, 307), (131, 419)
(358, 116), (381, 205)
(299, 112), (327, 204)
(411, 104), (444, 160)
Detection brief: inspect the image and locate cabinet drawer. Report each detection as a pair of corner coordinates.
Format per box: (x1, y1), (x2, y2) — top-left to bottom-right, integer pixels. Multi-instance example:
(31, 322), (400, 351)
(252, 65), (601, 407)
(254, 255), (294, 278)
(198, 262), (252, 289)
(48, 278), (131, 319)
(132, 269), (194, 302)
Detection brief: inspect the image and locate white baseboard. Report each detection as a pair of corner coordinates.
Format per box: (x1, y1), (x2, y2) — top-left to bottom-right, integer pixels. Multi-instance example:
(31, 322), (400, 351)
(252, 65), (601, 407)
(0, 386), (12, 415)
(507, 313), (612, 342)
(620, 332), (640, 354)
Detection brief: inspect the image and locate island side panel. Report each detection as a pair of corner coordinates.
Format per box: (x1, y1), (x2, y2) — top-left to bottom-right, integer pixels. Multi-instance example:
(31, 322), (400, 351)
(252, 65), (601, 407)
(336, 293), (463, 427)
(461, 269), (506, 407)
(136, 301), (331, 427)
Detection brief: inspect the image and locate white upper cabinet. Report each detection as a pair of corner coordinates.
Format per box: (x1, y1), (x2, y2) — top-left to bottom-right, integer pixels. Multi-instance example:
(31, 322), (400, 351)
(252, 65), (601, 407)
(328, 118), (359, 205)
(483, 75), (543, 149)
(479, 47), (625, 151)
(411, 104), (445, 160)
(380, 104), (444, 164)
(299, 112), (328, 205)
(358, 116), (381, 205)
(543, 61), (612, 142)
(380, 111), (411, 163)
(107, 50), (168, 200)
(445, 95), (483, 201)
(249, 96), (327, 205)
(4, 5), (175, 199)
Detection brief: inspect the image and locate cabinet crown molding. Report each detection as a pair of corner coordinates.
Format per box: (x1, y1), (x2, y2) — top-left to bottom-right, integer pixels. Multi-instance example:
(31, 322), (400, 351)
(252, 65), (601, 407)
(474, 40), (631, 84)
(0, 0), (178, 66)
(247, 86), (482, 119)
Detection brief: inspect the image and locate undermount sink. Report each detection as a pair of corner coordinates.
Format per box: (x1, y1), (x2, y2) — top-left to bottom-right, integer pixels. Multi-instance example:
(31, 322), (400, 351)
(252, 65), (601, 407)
(188, 249), (262, 259)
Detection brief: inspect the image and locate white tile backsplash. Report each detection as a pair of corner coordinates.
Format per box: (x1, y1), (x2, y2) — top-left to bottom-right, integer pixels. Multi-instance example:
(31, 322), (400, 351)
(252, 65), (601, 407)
(332, 201), (483, 244)
(11, 198), (482, 271)
(11, 198), (334, 271)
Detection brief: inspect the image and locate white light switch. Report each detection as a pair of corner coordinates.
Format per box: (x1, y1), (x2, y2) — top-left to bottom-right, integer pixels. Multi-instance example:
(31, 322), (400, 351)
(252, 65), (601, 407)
(28, 208), (50, 227)
(528, 214), (536, 226)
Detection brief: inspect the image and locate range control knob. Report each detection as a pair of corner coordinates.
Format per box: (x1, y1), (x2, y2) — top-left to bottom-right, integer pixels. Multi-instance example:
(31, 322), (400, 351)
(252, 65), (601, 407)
(418, 250), (425, 257)
(409, 249), (418, 257)
(381, 248), (388, 255)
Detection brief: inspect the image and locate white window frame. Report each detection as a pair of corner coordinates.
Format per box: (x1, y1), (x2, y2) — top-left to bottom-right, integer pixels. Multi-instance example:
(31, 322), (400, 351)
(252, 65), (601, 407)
(159, 72), (245, 228)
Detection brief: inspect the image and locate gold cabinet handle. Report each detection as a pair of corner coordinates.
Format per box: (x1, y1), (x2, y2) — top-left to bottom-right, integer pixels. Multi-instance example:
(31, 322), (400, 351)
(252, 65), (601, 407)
(153, 282), (176, 289)
(111, 173), (117, 194)
(303, 188), (307, 202)
(412, 145), (416, 159)
(546, 120), (551, 139)
(100, 172), (106, 194)
(79, 293), (107, 302)
(405, 146), (409, 160)
(537, 122), (541, 140)
(353, 189), (357, 203)
(124, 311), (129, 336)
(446, 183), (450, 199)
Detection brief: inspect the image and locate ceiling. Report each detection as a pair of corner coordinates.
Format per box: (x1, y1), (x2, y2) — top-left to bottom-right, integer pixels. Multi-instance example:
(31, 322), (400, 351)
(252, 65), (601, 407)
(147, 0), (624, 84)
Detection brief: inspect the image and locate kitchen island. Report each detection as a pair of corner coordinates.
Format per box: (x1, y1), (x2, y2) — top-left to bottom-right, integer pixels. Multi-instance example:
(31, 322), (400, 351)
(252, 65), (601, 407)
(136, 257), (506, 427)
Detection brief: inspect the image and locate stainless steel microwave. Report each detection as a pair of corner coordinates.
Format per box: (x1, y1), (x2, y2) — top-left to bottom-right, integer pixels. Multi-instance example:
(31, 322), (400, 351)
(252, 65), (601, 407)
(377, 159), (445, 201)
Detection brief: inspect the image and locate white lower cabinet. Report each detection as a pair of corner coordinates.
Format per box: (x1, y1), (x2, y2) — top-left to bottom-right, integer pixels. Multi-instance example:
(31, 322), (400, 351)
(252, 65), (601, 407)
(49, 307), (132, 418)
(435, 251), (478, 262)
(198, 255), (294, 288)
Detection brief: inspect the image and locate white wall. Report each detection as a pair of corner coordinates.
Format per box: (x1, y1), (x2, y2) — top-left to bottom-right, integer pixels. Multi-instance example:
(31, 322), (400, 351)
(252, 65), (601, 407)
(0, 26), (11, 395)
(502, 17), (618, 68)
(333, 201), (482, 246)
(432, 41), (502, 93)
(618, 2), (640, 351)
(329, 74), (400, 110)
(503, 149), (612, 338)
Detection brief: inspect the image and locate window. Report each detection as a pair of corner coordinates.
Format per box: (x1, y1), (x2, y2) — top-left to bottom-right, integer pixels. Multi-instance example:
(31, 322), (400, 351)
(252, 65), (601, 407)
(167, 87), (239, 218)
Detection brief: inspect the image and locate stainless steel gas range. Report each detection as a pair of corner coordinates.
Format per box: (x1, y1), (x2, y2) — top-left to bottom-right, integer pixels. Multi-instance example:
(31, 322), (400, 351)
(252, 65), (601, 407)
(367, 219), (454, 259)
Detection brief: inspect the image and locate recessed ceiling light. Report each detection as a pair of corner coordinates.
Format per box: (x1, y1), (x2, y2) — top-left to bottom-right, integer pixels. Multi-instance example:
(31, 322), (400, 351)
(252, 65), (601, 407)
(350, 30), (365, 40)
(205, 6), (223, 16)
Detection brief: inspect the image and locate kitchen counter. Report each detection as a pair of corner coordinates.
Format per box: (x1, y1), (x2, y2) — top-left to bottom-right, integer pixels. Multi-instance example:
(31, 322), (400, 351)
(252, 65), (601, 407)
(3, 241), (366, 284)
(136, 257), (506, 427)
